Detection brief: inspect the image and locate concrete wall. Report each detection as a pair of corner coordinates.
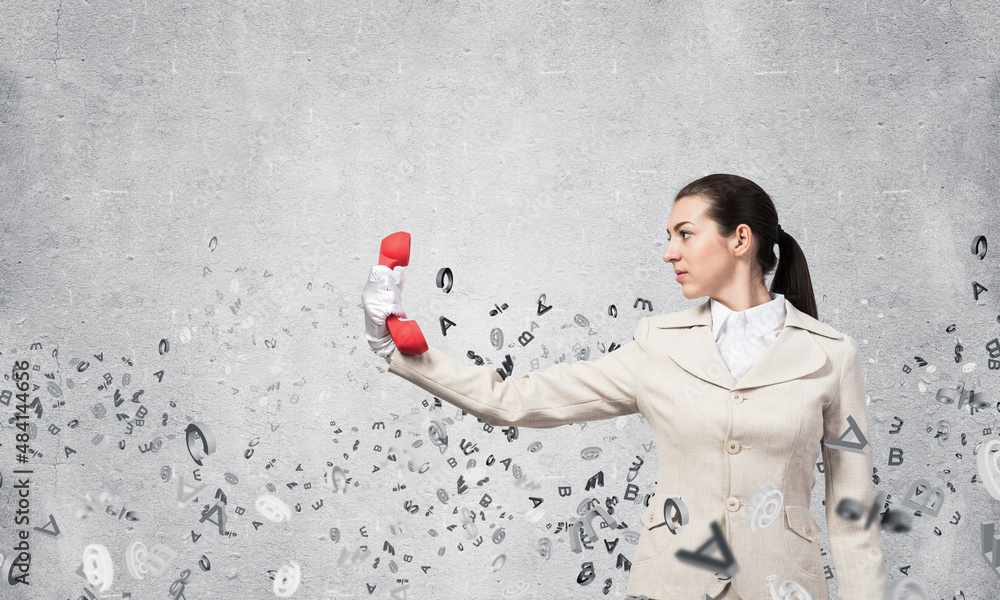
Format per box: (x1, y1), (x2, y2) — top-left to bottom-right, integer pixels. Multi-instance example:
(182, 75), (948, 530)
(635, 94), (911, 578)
(0, 1), (998, 598)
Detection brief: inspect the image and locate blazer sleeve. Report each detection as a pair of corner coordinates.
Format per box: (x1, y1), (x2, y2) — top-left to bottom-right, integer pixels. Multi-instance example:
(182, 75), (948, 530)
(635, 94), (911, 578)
(385, 316), (651, 429)
(820, 335), (889, 600)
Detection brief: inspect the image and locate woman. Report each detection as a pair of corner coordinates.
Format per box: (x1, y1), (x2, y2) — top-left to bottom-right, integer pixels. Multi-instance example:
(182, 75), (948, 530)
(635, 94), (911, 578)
(362, 174), (889, 600)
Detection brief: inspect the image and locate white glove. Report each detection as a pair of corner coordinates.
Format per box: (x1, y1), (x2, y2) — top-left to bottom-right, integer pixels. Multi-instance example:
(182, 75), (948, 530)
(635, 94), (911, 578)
(362, 265), (407, 364)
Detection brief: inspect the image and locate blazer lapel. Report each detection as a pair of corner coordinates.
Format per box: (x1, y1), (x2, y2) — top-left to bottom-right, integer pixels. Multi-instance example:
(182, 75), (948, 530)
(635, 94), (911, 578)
(654, 297), (843, 390)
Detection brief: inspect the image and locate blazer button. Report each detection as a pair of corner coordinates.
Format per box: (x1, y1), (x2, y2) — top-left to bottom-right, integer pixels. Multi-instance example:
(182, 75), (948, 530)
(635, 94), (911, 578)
(730, 392), (743, 404)
(806, 526), (813, 535)
(726, 440), (741, 454)
(725, 497), (739, 511)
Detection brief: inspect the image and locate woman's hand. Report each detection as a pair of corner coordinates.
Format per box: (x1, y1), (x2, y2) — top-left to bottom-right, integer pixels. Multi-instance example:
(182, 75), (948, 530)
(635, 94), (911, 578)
(362, 264), (407, 364)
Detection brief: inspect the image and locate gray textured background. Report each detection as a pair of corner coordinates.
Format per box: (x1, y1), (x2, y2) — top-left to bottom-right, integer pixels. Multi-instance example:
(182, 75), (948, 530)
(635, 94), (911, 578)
(1, 0), (999, 598)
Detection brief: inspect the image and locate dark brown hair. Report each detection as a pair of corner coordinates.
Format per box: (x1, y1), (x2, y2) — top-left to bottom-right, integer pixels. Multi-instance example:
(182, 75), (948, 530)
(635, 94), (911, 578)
(673, 173), (818, 320)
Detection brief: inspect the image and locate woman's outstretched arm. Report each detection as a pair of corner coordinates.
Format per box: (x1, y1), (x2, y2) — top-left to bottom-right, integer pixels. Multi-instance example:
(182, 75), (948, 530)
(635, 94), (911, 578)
(386, 317), (652, 429)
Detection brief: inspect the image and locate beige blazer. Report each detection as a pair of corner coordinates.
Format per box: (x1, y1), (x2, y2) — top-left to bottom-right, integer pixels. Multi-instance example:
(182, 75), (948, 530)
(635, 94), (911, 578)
(387, 298), (889, 600)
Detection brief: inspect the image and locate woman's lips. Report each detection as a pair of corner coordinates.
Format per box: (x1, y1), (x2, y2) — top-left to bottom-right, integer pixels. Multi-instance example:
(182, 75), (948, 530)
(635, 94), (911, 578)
(675, 272), (687, 281)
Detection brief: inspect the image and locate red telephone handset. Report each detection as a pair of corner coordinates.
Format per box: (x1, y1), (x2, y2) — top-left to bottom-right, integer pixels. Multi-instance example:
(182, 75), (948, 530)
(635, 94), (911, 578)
(379, 231), (429, 355)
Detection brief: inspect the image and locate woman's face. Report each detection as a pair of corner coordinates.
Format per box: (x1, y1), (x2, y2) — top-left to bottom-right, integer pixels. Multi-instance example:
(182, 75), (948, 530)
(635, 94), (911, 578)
(662, 195), (740, 300)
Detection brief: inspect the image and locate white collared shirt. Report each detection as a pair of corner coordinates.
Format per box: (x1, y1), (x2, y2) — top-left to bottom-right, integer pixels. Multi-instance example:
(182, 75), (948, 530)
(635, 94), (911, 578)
(710, 292), (787, 382)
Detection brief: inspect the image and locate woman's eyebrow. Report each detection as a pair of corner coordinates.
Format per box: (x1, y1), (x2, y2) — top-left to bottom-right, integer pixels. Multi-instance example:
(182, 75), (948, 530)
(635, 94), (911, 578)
(670, 221), (694, 232)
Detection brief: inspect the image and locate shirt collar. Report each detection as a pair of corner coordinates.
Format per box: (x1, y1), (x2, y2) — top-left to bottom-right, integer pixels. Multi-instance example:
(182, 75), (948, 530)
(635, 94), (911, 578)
(711, 292), (786, 341)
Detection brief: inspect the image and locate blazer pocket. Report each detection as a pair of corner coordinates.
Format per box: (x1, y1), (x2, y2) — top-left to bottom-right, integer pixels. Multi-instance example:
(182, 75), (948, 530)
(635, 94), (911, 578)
(782, 505), (821, 578)
(633, 495), (682, 565)
(784, 505), (820, 542)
